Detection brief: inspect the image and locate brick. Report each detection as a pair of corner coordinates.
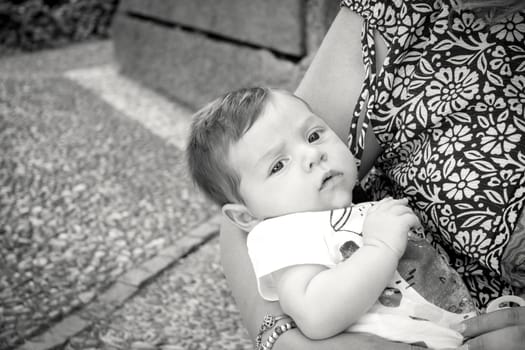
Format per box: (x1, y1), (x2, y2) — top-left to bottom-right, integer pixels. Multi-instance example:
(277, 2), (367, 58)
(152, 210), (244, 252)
(119, 0), (304, 56)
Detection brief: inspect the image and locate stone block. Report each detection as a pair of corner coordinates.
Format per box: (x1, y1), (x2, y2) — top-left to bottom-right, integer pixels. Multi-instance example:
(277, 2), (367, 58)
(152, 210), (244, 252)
(19, 315), (88, 350)
(118, 267), (152, 287)
(141, 255), (174, 276)
(158, 237), (201, 259)
(98, 281), (137, 307)
(119, 0), (304, 56)
(112, 0), (340, 109)
(187, 220), (220, 240)
(112, 15), (304, 108)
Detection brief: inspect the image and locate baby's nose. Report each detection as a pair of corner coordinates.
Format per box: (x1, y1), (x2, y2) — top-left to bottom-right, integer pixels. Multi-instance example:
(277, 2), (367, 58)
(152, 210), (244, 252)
(304, 147), (327, 170)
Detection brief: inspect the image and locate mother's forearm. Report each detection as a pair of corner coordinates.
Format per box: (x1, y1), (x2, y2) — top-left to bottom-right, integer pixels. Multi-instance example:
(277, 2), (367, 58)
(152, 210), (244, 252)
(220, 216), (282, 339)
(273, 329), (427, 350)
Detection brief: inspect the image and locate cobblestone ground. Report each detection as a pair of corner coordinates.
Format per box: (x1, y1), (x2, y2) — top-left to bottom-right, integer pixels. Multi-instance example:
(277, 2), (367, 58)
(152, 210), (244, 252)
(0, 74), (216, 349)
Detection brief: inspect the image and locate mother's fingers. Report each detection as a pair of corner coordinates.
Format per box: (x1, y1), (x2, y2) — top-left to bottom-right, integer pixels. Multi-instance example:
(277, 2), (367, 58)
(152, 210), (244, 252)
(460, 307), (525, 338)
(463, 325), (525, 350)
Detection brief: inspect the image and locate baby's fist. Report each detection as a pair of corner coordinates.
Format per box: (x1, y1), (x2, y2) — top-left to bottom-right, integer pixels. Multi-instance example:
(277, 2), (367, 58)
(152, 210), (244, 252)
(363, 198), (420, 257)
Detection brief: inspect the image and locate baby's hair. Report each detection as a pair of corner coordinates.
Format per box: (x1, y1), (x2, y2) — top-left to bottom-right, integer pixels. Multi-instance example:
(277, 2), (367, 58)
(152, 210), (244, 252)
(187, 86), (272, 206)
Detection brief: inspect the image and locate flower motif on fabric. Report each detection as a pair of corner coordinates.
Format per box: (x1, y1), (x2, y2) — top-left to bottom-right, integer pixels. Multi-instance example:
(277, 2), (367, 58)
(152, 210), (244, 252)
(435, 125), (472, 156)
(397, 11), (425, 46)
(487, 169), (522, 188)
(392, 65), (416, 99)
(443, 168), (480, 201)
(395, 111), (417, 143)
(372, 2), (398, 39)
(438, 204), (457, 238)
(426, 67), (479, 116)
(451, 12), (485, 35)
(478, 112), (522, 155)
(504, 75), (525, 115)
(418, 161), (442, 186)
(453, 230), (492, 261)
(490, 13), (525, 42)
(489, 46), (513, 77)
(475, 93), (507, 113)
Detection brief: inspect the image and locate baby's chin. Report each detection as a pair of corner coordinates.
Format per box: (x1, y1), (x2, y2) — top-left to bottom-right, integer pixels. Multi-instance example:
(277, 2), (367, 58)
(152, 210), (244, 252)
(263, 197), (355, 219)
(308, 198), (355, 213)
(327, 194), (354, 210)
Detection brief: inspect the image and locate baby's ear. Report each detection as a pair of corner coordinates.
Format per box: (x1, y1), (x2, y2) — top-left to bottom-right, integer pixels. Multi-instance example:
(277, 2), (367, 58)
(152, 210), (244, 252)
(222, 203), (260, 232)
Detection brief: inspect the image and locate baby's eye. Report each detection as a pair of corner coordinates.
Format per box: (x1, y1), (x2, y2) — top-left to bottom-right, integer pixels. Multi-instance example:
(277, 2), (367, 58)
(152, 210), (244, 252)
(270, 160), (284, 175)
(308, 131), (321, 143)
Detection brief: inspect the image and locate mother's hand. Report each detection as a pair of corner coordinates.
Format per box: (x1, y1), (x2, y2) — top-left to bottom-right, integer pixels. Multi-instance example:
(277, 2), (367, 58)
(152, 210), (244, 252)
(459, 307), (525, 350)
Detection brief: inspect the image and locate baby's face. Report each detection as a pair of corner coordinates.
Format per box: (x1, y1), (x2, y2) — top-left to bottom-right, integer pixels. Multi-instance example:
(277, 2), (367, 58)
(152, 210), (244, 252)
(228, 91), (358, 220)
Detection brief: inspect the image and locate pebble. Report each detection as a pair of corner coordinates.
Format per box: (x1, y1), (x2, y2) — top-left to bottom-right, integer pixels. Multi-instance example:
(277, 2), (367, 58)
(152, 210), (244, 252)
(160, 346), (185, 350)
(131, 341), (157, 350)
(34, 257), (48, 267)
(78, 290), (96, 304)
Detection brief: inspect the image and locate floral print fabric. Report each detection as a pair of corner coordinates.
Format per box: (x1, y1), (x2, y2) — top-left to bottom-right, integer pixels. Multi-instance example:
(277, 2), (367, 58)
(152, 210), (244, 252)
(341, 0), (525, 308)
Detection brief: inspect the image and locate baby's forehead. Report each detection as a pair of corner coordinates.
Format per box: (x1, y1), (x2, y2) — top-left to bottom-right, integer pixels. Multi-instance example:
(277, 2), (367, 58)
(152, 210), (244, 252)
(268, 89), (311, 108)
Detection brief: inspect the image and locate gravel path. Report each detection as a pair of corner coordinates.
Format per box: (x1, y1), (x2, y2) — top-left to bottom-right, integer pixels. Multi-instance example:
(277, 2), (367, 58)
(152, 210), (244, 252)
(64, 237), (252, 350)
(0, 51), (223, 349)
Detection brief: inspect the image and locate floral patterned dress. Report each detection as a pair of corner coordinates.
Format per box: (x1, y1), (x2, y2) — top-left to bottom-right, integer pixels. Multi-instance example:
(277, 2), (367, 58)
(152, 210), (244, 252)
(341, 0), (525, 308)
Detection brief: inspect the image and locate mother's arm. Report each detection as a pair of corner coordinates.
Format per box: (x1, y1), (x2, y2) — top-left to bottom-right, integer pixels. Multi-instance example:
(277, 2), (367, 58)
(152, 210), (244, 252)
(220, 7), (421, 350)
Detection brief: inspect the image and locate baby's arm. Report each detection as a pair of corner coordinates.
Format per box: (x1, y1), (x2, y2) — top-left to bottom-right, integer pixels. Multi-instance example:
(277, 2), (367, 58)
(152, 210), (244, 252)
(274, 198), (419, 340)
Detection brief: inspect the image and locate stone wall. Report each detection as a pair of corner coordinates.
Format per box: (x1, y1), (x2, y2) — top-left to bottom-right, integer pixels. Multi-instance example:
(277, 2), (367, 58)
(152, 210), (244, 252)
(112, 0), (340, 109)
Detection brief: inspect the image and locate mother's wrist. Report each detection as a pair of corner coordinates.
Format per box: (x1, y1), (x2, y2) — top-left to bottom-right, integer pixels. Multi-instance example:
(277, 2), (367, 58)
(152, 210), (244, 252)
(255, 314), (297, 350)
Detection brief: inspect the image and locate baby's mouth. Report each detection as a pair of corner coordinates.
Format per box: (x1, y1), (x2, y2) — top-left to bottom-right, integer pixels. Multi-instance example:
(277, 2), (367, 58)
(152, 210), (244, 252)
(320, 170), (342, 190)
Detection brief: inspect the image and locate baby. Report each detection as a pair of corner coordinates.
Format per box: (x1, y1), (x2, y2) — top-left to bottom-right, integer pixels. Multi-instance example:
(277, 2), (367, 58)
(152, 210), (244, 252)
(187, 87), (477, 349)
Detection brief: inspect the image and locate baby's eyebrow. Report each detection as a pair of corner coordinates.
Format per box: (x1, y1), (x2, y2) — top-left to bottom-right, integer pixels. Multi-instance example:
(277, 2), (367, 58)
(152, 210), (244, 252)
(255, 142), (285, 169)
(301, 115), (322, 129)
(253, 115), (320, 169)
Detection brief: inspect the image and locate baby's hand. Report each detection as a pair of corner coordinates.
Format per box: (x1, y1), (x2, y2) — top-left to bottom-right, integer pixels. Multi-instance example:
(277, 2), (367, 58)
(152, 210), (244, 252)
(362, 198), (421, 258)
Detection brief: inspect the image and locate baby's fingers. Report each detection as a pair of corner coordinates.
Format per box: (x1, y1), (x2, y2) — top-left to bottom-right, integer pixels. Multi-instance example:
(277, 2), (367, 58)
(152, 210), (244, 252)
(371, 197), (408, 212)
(399, 212), (421, 230)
